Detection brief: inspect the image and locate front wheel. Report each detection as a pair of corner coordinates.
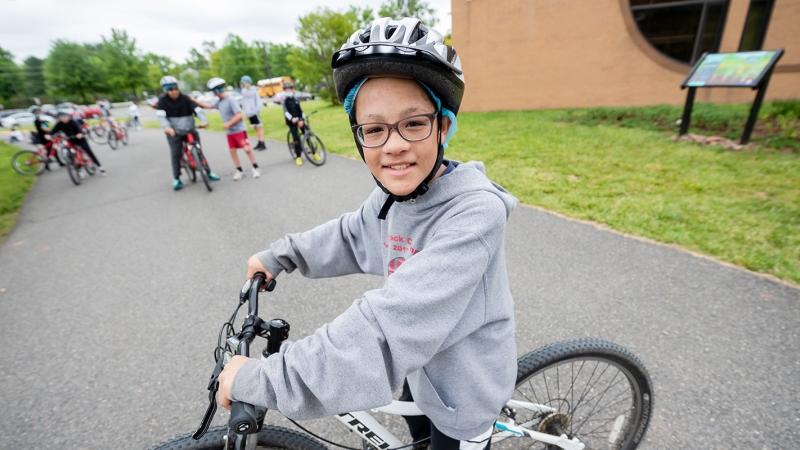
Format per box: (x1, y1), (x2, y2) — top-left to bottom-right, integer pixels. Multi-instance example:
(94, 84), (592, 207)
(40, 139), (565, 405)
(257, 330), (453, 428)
(286, 130), (297, 160)
(120, 128), (129, 145)
(148, 425), (329, 450)
(302, 133), (326, 166)
(11, 150), (46, 176)
(89, 125), (106, 144)
(64, 152), (81, 186)
(494, 339), (653, 450)
(108, 130), (119, 150)
(182, 153), (197, 182)
(192, 146), (212, 192)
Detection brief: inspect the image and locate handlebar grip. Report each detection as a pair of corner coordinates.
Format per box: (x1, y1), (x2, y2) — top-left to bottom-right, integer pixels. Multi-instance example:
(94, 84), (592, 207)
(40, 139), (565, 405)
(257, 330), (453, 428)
(230, 401), (258, 435)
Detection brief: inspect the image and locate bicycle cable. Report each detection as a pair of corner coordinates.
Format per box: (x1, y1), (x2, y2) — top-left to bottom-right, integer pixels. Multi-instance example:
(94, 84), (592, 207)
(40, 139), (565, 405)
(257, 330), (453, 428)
(287, 418), (431, 450)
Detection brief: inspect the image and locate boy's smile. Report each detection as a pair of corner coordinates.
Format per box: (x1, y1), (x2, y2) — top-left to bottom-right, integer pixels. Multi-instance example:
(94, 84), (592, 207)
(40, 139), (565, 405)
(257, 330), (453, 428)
(354, 78), (450, 197)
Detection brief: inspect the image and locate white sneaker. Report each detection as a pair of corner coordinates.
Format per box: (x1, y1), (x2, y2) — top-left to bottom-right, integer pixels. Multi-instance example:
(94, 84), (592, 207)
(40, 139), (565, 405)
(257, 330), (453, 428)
(78, 169), (86, 179)
(233, 170), (245, 181)
(251, 168), (261, 178)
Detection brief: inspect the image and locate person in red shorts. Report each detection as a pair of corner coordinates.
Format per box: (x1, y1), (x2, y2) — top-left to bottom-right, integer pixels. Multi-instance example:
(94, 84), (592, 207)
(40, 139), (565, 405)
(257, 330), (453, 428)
(207, 77), (261, 180)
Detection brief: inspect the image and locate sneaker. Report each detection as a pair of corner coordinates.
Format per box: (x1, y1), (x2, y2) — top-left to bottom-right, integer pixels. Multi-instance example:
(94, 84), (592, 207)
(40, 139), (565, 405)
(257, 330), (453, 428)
(78, 169), (86, 179)
(99, 167), (107, 176)
(173, 179), (183, 190)
(295, 157), (303, 166)
(233, 170), (244, 181)
(207, 171), (221, 181)
(251, 167), (261, 178)
(312, 153), (322, 162)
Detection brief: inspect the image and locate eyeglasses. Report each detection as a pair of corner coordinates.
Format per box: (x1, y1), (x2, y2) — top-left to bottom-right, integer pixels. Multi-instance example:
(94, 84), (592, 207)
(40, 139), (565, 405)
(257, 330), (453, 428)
(163, 84), (178, 92)
(352, 113), (437, 148)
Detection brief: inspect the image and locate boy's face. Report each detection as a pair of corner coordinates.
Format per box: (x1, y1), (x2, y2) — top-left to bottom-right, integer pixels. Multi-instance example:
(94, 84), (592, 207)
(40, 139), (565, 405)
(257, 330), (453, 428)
(355, 78), (449, 197)
(214, 90), (227, 99)
(58, 115), (70, 123)
(243, 82), (251, 88)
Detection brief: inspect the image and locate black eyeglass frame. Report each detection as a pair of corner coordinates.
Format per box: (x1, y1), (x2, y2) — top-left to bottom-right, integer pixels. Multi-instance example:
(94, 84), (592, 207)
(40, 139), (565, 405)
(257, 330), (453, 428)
(351, 112), (439, 148)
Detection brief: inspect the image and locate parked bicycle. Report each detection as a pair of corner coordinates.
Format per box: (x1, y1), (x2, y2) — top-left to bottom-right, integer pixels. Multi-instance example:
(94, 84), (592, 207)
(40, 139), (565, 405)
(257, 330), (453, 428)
(107, 120), (129, 150)
(11, 135), (69, 176)
(84, 120), (108, 145)
(179, 131), (213, 192)
(150, 273), (653, 450)
(286, 111), (327, 166)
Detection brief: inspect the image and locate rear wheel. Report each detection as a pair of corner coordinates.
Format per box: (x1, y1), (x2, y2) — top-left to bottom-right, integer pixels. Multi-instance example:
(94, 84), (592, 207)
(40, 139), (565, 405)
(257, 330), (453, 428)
(120, 128), (129, 145)
(182, 153), (197, 182)
(302, 133), (326, 166)
(11, 150), (46, 176)
(89, 125), (106, 144)
(107, 130), (119, 150)
(192, 146), (212, 192)
(148, 425), (328, 450)
(493, 339), (653, 450)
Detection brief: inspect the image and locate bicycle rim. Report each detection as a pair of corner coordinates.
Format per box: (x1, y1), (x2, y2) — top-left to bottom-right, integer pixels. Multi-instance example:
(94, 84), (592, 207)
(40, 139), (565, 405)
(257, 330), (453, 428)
(65, 154), (81, 185)
(192, 147), (212, 192)
(108, 131), (118, 149)
(12, 150), (46, 176)
(287, 130), (297, 159)
(121, 129), (129, 145)
(494, 339), (653, 450)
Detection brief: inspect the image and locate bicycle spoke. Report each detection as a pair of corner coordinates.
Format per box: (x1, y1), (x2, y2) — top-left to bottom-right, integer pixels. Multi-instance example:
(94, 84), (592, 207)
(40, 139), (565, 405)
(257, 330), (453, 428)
(571, 362), (610, 413)
(572, 370), (621, 436)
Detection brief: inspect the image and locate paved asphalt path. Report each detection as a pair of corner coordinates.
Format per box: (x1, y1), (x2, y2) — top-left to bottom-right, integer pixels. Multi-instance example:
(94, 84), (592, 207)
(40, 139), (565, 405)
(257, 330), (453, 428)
(0, 129), (798, 449)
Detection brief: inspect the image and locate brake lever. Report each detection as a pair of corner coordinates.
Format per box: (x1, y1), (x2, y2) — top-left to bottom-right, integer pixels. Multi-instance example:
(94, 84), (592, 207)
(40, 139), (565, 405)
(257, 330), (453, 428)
(193, 351), (232, 440)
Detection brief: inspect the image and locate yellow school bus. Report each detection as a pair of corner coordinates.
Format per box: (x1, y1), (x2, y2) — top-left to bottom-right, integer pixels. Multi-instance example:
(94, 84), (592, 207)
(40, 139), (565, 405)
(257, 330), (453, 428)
(258, 76), (293, 98)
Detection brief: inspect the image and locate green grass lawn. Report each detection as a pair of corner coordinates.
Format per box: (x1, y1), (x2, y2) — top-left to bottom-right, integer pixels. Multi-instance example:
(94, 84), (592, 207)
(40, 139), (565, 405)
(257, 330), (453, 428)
(0, 141), (35, 243)
(146, 100), (799, 284)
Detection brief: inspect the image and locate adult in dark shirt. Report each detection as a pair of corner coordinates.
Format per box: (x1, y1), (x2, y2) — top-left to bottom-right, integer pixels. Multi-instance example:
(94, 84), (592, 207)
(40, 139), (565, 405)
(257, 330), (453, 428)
(156, 75), (219, 190)
(282, 81), (309, 166)
(46, 112), (105, 175)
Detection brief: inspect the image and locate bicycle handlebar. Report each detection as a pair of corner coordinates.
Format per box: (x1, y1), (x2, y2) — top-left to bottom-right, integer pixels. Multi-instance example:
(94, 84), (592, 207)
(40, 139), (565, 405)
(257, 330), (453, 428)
(228, 272), (276, 437)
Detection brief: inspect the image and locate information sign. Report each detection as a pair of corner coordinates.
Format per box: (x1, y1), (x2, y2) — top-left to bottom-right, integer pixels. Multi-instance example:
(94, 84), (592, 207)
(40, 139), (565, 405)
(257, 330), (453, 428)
(679, 49), (784, 144)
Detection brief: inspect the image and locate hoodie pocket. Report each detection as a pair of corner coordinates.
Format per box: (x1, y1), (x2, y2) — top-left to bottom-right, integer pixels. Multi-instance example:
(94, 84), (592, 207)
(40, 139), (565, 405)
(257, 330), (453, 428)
(408, 368), (458, 429)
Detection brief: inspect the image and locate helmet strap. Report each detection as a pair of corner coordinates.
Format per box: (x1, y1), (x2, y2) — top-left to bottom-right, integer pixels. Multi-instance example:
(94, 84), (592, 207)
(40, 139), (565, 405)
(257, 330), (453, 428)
(349, 111), (445, 220)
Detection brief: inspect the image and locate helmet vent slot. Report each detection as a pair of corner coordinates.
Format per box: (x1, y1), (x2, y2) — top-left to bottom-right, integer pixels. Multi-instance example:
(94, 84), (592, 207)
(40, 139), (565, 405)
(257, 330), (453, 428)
(385, 25), (397, 40)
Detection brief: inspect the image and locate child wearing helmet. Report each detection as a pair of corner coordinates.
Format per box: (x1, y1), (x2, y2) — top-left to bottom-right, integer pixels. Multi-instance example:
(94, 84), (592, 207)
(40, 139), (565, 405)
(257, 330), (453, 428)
(240, 75), (266, 150)
(218, 18), (518, 450)
(207, 77), (261, 181)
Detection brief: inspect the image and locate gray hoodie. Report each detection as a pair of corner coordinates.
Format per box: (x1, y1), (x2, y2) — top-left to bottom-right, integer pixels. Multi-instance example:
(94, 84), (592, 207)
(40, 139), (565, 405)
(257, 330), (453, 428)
(231, 161), (519, 440)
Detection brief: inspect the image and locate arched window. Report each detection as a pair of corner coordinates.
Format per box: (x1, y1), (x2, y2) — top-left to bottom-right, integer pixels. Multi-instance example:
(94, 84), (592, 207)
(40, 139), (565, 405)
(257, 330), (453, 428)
(631, 0), (730, 65)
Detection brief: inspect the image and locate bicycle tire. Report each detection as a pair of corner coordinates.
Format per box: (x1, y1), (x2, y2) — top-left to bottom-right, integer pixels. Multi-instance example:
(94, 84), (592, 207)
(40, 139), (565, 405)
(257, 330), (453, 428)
(182, 154), (197, 183)
(148, 425), (329, 450)
(121, 128), (129, 145)
(286, 130), (297, 160)
(494, 339), (653, 450)
(84, 153), (97, 176)
(108, 130), (119, 150)
(302, 133), (326, 166)
(90, 125), (106, 144)
(192, 146), (212, 192)
(65, 152), (81, 186)
(11, 150), (46, 176)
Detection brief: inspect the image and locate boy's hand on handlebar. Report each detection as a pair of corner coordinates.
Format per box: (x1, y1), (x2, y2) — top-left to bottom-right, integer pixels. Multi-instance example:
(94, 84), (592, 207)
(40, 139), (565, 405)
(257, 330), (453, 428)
(164, 127), (176, 137)
(199, 121), (208, 128)
(246, 254), (274, 288)
(217, 355), (249, 410)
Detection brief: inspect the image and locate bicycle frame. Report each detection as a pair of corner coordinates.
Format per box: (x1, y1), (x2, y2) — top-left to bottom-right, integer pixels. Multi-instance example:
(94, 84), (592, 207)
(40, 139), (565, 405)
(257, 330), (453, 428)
(213, 275), (585, 450)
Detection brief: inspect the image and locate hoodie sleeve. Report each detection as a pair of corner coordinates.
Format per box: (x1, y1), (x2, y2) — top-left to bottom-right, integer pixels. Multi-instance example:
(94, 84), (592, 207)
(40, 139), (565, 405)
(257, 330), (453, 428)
(231, 193), (508, 420)
(256, 190), (385, 278)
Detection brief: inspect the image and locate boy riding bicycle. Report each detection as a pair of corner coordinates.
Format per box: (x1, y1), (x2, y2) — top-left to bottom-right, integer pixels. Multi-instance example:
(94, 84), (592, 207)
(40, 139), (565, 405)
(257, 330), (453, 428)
(156, 75), (221, 190)
(218, 17), (518, 450)
(283, 80), (320, 166)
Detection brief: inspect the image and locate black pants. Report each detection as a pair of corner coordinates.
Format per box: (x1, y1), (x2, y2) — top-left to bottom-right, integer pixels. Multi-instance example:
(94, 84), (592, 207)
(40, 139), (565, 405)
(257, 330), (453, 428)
(287, 123), (303, 157)
(167, 130), (206, 179)
(400, 381), (492, 450)
(72, 138), (101, 167)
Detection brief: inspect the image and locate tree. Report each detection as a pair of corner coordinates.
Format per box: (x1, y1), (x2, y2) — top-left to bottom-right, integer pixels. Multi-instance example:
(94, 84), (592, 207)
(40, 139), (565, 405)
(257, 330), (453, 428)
(288, 6), (373, 104)
(22, 56), (47, 99)
(378, 0), (437, 27)
(0, 46), (24, 108)
(100, 29), (148, 99)
(44, 40), (106, 104)
(144, 53), (176, 95)
(253, 41), (296, 81)
(209, 34), (263, 86)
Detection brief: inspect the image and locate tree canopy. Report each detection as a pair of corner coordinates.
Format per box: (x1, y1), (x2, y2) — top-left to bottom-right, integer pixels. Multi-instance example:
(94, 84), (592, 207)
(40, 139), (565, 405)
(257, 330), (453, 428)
(378, 0), (437, 27)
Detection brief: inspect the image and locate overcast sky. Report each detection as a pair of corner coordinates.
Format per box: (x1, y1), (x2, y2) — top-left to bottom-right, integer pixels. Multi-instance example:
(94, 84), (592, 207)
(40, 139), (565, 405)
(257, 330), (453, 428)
(1, 0), (452, 64)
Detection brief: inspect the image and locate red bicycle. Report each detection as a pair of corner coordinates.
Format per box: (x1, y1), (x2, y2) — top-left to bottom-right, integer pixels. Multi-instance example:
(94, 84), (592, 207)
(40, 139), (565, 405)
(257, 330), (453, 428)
(11, 135), (69, 176)
(107, 120), (129, 150)
(59, 133), (99, 185)
(180, 132), (212, 192)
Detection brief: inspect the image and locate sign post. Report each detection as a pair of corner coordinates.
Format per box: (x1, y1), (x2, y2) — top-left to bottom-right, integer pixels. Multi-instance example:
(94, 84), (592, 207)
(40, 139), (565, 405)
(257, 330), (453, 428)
(679, 49), (784, 145)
